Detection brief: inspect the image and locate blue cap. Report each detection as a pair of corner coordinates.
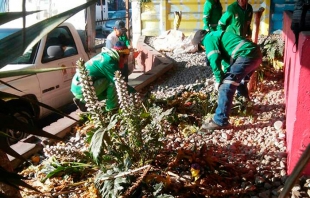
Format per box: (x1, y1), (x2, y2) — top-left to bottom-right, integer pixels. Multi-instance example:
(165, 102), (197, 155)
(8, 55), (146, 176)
(114, 20), (127, 33)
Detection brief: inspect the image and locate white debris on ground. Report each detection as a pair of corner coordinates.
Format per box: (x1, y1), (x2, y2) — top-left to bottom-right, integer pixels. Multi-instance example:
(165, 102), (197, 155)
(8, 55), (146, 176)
(153, 29), (198, 54)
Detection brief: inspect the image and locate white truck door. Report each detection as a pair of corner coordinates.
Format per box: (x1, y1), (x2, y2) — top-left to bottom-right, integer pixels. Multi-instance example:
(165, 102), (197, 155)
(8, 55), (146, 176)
(35, 26), (79, 116)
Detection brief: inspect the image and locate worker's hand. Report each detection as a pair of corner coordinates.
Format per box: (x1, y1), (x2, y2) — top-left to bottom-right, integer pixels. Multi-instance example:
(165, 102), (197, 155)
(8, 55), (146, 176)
(214, 82), (221, 92)
(245, 36), (252, 42)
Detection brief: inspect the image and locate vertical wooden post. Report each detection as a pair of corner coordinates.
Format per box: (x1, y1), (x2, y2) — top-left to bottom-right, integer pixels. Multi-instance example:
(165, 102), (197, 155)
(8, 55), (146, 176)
(100, 0), (103, 20)
(248, 7), (265, 93)
(159, 0), (167, 33)
(125, 0), (130, 38)
(86, 0), (96, 53)
(131, 0), (141, 48)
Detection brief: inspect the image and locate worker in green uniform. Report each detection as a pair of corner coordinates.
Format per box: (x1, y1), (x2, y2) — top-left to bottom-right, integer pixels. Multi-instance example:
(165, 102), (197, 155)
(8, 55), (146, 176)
(217, 0), (253, 39)
(191, 30), (262, 130)
(202, 0), (223, 32)
(71, 42), (133, 112)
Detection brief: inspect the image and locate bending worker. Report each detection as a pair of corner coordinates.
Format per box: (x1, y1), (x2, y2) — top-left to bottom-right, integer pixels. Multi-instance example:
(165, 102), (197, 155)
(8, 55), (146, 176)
(192, 30), (262, 130)
(71, 42), (133, 112)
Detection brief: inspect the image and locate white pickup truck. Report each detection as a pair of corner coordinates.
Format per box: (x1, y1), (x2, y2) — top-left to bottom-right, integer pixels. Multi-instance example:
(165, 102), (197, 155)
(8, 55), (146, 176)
(0, 23), (90, 143)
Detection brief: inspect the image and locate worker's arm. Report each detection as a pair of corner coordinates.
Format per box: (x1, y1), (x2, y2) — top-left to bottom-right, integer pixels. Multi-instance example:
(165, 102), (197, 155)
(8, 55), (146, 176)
(203, 1), (212, 31)
(217, 9), (233, 31)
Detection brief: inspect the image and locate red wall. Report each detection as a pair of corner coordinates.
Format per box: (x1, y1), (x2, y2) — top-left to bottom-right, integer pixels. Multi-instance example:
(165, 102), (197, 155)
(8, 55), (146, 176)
(283, 11), (310, 175)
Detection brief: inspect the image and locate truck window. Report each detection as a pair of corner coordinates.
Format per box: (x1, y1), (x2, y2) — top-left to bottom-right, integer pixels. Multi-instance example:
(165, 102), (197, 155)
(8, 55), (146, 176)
(42, 26), (78, 63)
(0, 28), (39, 64)
(10, 42), (40, 64)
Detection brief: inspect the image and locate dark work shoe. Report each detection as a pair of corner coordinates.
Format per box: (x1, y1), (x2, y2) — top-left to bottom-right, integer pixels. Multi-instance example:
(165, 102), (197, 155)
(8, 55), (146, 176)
(201, 119), (229, 130)
(73, 98), (87, 112)
(236, 92), (250, 102)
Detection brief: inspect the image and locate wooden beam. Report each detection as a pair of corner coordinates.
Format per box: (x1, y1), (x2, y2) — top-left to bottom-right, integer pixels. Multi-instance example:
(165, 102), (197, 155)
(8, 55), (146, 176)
(86, 0), (96, 53)
(125, 0), (130, 39)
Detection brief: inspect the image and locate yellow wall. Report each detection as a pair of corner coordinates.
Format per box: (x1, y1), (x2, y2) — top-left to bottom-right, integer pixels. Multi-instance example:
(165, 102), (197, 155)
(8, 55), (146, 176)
(140, 0), (270, 36)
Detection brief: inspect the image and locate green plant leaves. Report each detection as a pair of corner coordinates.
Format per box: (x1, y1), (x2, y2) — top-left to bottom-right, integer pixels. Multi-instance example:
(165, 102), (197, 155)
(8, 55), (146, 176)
(40, 158), (94, 183)
(89, 128), (112, 164)
(95, 168), (129, 198)
(0, 11), (41, 26)
(0, 0), (97, 195)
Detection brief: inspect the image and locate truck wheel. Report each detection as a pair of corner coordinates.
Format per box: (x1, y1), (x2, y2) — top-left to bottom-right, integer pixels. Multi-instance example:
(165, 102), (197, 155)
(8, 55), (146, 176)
(5, 110), (33, 145)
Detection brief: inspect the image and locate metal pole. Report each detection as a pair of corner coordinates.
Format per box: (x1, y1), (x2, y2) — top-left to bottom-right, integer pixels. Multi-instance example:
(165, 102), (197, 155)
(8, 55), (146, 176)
(100, 0), (103, 20)
(86, 0), (96, 53)
(125, 0), (129, 38)
(279, 144), (310, 198)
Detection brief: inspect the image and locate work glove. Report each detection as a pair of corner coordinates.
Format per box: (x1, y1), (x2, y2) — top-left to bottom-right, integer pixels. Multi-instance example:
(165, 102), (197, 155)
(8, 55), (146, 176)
(214, 82), (221, 92)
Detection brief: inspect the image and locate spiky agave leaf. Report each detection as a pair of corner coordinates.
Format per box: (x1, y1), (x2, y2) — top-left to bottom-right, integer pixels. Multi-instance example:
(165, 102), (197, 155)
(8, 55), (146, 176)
(0, 112), (63, 160)
(0, 131), (26, 161)
(0, 11), (41, 26)
(0, 166), (40, 193)
(0, 112), (62, 140)
(0, 66), (76, 79)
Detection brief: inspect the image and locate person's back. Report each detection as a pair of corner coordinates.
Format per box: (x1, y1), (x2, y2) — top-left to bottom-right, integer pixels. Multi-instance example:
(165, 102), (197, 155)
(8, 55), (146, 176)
(202, 30), (259, 82)
(71, 48), (121, 111)
(206, 31), (259, 59)
(106, 31), (119, 49)
(71, 43), (134, 112)
(217, 0), (253, 39)
(203, 0), (222, 31)
(71, 49), (119, 100)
